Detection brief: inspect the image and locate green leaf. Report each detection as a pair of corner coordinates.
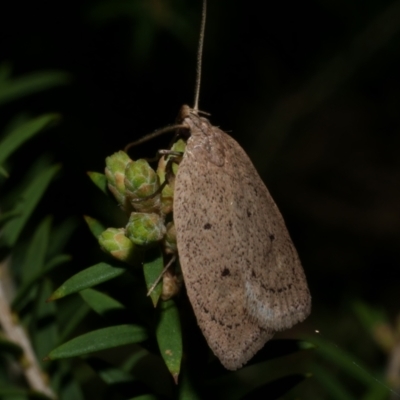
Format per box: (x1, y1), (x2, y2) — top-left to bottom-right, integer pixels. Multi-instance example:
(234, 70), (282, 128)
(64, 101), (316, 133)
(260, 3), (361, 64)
(0, 70), (70, 106)
(246, 339), (315, 365)
(58, 298), (91, 343)
(362, 382), (393, 400)
(10, 217), (52, 312)
(21, 216), (52, 284)
(47, 262), (127, 301)
(352, 300), (388, 331)
(46, 324), (148, 360)
(178, 368), (202, 400)
(87, 171), (108, 195)
(312, 363), (355, 400)
(0, 114), (60, 165)
(312, 335), (381, 387)
(122, 347), (174, 398)
(86, 357), (136, 384)
(143, 247), (163, 307)
(83, 215), (106, 239)
(79, 288), (126, 318)
(0, 385), (51, 399)
(12, 254), (71, 311)
(50, 359), (85, 400)
(1, 163), (61, 247)
(0, 163), (9, 177)
(47, 217), (78, 257)
(0, 209), (20, 226)
(32, 280), (58, 366)
(156, 299), (182, 383)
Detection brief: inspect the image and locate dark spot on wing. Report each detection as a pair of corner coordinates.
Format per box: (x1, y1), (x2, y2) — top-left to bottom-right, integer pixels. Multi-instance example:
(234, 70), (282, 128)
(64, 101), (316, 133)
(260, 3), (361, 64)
(221, 268), (230, 277)
(204, 223), (212, 230)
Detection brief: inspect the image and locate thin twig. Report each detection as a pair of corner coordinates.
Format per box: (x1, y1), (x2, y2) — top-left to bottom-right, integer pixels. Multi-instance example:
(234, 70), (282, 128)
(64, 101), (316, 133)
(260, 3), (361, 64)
(0, 258), (55, 399)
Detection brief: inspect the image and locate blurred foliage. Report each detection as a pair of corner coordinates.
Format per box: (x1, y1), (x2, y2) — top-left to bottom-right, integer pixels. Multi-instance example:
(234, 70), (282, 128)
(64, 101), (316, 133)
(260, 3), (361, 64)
(1, 0), (400, 398)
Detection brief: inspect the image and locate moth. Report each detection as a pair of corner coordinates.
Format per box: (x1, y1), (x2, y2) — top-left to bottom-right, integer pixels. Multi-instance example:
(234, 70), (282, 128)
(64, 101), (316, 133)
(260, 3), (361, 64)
(172, 105), (311, 370)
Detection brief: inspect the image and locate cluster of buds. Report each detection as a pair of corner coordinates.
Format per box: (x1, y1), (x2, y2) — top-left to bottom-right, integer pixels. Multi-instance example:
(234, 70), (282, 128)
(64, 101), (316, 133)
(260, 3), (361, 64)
(98, 140), (186, 301)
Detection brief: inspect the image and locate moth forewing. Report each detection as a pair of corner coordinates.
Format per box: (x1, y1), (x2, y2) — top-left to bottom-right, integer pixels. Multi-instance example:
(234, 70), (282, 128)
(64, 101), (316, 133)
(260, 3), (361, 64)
(173, 106), (311, 370)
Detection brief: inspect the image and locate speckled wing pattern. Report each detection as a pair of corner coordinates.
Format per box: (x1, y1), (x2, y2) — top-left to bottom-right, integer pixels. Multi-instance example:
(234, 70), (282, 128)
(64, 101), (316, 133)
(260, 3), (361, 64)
(173, 106), (311, 370)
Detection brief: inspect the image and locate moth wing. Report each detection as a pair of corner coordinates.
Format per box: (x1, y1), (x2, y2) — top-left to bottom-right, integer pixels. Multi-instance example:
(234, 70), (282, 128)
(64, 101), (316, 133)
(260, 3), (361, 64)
(174, 124), (310, 369)
(174, 138), (274, 370)
(221, 134), (312, 331)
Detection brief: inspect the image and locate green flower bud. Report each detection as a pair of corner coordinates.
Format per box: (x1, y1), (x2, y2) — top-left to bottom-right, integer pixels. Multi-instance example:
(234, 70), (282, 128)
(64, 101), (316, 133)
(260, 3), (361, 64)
(105, 151), (133, 211)
(170, 139), (186, 174)
(156, 140), (186, 215)
(125, 159), (161, 213)
(163, 222), (177, 254)
(126, 212), (166, 246)
(98, 227), (140, 265)
(157, 156), (174, 215)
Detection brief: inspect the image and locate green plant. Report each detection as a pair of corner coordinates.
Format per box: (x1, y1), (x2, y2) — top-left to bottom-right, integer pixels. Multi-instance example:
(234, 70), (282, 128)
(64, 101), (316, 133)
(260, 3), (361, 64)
(0, 65), (82, 399)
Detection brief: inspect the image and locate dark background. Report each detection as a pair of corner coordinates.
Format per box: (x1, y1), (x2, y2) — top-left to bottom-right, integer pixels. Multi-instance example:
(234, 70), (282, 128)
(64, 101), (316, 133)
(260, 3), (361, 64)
(2, 0), (400, 397)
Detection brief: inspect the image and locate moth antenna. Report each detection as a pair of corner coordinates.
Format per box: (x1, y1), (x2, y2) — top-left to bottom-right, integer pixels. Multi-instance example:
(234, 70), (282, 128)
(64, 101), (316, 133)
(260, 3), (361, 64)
(193, 0), (207, 112)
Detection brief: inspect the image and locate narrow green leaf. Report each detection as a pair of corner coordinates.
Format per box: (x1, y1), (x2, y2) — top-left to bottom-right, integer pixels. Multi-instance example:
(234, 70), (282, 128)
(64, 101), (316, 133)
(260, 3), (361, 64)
(313, 335), (380, 386)
(50, 359), (85, 400)
(47, 262), (127, 301)
(130, 395), (159, 400)
(178, 368), (202, 400)
(122, 347), (174, 398)
(47, 217), (78, 257)
(0, 71), (70, 106)
(245, 339), (315, 366)
(58, 299), (91, 343)
(21, 216), (52, 283)
(1, 163), (61, 246)
(312, 363), (356, 400)
(12, 254), (71, 311)
(143, 247), (163, 307)
(156, 299), (182, 383)
(352, 300), (388, 331)
(362, 381), (393, 400)
(0, 114), (60, 164)
(32, 280), (58, 365)
(0, 209), (20, 225)
(87, 171), (108, 195)
(86, 357), (136, 384)
(0, 385), (51, 399)
(10, 217), (52, 312)
(83, 215), (106, 238)
(79, 288), (126, 318)
(0, 163), (9, 177)
(46, 324), (148, 360)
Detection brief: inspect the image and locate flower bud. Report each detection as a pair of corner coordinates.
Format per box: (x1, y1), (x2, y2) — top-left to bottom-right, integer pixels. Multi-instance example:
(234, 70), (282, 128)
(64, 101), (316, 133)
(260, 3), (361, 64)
(157, 139), (186, 215)
(163, 222), (177, 254)
(161, 269), (182, 300)
(126, 212), (166, 246)
(105, 151), (132, 211)
(125, 159), (161, 213)
(98, 227), (141, 265)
